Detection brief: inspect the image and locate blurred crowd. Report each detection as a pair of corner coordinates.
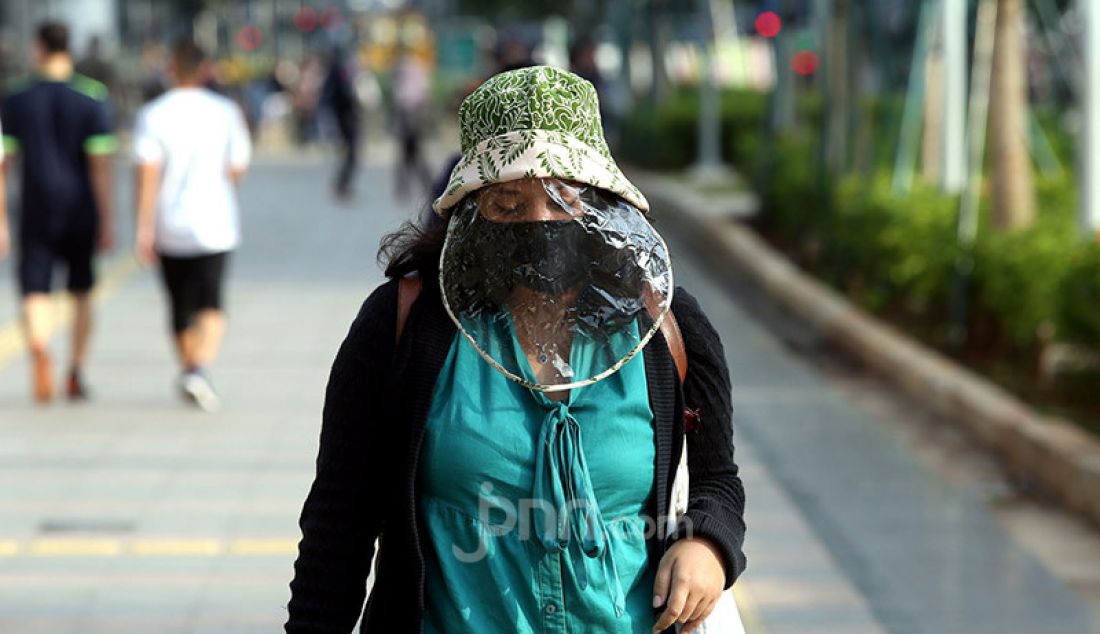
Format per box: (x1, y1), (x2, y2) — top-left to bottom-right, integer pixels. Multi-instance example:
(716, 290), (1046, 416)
(0, 15), (625, 408)
(1, 24), (620, 203)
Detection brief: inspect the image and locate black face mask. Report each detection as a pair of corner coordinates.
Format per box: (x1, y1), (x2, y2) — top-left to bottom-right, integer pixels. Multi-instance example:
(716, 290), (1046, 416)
(474, 215), (590, 295)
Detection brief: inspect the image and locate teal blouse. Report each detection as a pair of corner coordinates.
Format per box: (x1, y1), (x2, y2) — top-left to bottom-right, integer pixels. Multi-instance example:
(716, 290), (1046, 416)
(417, 317), (658, 633)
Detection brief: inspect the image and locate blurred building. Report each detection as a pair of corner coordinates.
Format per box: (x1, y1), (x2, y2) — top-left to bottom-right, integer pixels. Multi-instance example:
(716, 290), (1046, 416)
(0, 0), (118, 73)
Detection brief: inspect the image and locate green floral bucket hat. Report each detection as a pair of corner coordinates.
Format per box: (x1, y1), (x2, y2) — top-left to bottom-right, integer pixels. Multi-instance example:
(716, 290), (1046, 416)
(431, 65), (648, 215)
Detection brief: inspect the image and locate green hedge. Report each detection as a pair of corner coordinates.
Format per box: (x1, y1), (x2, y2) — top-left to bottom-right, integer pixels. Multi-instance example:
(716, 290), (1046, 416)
(972, 205), (1077, 349)
(619, 88), (769, 170)
(829, 173), (959, 317)
(751, 132), (824, 240)
(1059, 241), (1100, 346)
(620, 89), (1100, 355)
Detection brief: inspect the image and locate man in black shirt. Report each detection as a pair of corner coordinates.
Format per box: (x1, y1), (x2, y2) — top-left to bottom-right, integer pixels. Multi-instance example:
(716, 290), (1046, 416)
(1, 21), (116, 403)
(321, 47), (360, 201)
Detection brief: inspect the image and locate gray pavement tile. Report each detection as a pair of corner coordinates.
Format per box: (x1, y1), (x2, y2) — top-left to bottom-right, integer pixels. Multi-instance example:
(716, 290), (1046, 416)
(0, 159), (411, 632)
(1, 156), (1098, 633)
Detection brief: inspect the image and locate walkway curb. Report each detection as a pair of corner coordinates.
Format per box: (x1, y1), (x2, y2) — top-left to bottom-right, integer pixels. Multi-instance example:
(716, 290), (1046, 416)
(636, 168), (1100, 530)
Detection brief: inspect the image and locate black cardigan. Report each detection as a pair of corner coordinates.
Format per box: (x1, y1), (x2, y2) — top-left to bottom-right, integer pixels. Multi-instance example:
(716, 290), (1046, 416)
(285, 276), (747, 633)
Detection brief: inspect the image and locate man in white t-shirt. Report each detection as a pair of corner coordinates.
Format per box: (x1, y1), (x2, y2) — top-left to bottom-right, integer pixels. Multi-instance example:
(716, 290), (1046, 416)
(133, 39), (251, 411)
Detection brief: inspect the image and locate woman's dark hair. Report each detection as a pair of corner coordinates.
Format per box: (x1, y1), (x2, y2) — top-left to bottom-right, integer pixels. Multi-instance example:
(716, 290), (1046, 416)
(380, 152), (466, 278)
(378, 201), (451, 279)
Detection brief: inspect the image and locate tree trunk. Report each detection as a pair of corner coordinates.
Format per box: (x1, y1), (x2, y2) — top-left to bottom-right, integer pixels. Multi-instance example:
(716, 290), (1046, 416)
(647, 0), (670, 106)
(824, 0), (850, 171)
(989, 0), (1034, 230)
(922, 26), (944, 185)
(941, 0), (968, 192)
(1082, 0), (1100, 239)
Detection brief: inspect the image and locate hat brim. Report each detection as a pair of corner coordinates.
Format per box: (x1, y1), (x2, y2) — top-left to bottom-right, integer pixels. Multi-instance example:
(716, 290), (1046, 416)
(432, 129), (649, 215)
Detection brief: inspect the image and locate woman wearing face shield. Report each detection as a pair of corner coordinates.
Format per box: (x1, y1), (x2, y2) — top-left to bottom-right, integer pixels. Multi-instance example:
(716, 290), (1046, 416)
(286, 66), (746, 634)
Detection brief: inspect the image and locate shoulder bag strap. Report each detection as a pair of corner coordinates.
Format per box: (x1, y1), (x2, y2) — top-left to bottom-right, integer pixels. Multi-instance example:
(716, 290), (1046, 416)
(661, 310), (687, 384)
(643, 285), (687, 383)
(396, 272), (422, 344)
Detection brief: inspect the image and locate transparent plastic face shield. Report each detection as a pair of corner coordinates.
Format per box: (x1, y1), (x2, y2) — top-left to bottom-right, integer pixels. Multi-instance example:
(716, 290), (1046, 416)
(438, 178), (674, 392)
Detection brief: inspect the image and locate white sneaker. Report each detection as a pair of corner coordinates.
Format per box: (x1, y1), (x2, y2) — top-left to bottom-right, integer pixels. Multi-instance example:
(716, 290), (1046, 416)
(180, 371), (221, 412)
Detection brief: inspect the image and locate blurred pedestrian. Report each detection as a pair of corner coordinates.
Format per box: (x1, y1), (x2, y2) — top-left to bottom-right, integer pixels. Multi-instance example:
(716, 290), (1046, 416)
(321, 47), (361, 201)
(0, 116), (8, 261)
(132, 39), (252, 412)
(75, 35), (119, 136)
(0, 21), (116, 403)
(292, 54), (325, 147)
(497, 34), (535, 72)
(75, 35), (116, 94)
(570, 38), (619, 149)
(391, 47), (433, 201)
(139, 40), (170, 104)
(286, 65), (746, 633)
(569, 38), (604, 104)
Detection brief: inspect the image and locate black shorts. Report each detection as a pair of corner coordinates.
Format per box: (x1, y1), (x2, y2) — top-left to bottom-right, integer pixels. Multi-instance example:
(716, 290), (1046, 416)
(158, 251), (229, 334)
(18, 231), (96, 295)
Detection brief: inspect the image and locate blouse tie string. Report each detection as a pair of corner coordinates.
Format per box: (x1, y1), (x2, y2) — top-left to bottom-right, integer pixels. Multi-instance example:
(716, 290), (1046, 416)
(532, 400), (627, 618)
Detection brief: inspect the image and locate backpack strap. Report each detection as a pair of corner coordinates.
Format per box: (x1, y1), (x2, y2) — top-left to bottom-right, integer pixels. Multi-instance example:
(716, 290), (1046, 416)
(394, 273), (687, 383)
(396, 272), (422, 343)
(643, 286), (687, 384)
(660, 310), (688, 384)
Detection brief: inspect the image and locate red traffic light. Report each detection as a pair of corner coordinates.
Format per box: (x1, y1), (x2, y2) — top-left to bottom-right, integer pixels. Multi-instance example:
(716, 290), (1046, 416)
(294, 6), (318, 33)
(237, 25), (262, 52)
(791, 50), (819, 76)
(755, 11), (782, 38)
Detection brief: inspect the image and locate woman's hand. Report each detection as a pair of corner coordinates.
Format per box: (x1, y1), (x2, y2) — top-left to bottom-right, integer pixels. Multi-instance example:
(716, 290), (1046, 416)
(652, 536), (726, 633)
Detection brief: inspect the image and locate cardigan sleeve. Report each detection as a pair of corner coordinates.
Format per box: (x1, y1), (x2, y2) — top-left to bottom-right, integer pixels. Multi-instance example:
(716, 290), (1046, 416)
(664, 286), (748, 590)
(286, 279), (399, 633)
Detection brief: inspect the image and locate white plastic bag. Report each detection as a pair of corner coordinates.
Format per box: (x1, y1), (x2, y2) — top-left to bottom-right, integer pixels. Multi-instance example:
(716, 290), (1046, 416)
(667, 443), (747, 634)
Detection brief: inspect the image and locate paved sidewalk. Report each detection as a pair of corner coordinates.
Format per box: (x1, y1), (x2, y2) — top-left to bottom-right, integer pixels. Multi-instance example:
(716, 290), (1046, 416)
(0, 157), (405, 633)
(0, 154), (1097, 633)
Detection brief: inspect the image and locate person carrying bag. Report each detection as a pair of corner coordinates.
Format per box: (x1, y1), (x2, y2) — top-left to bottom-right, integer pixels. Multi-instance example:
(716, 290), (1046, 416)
(286, 65), (747, 634)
